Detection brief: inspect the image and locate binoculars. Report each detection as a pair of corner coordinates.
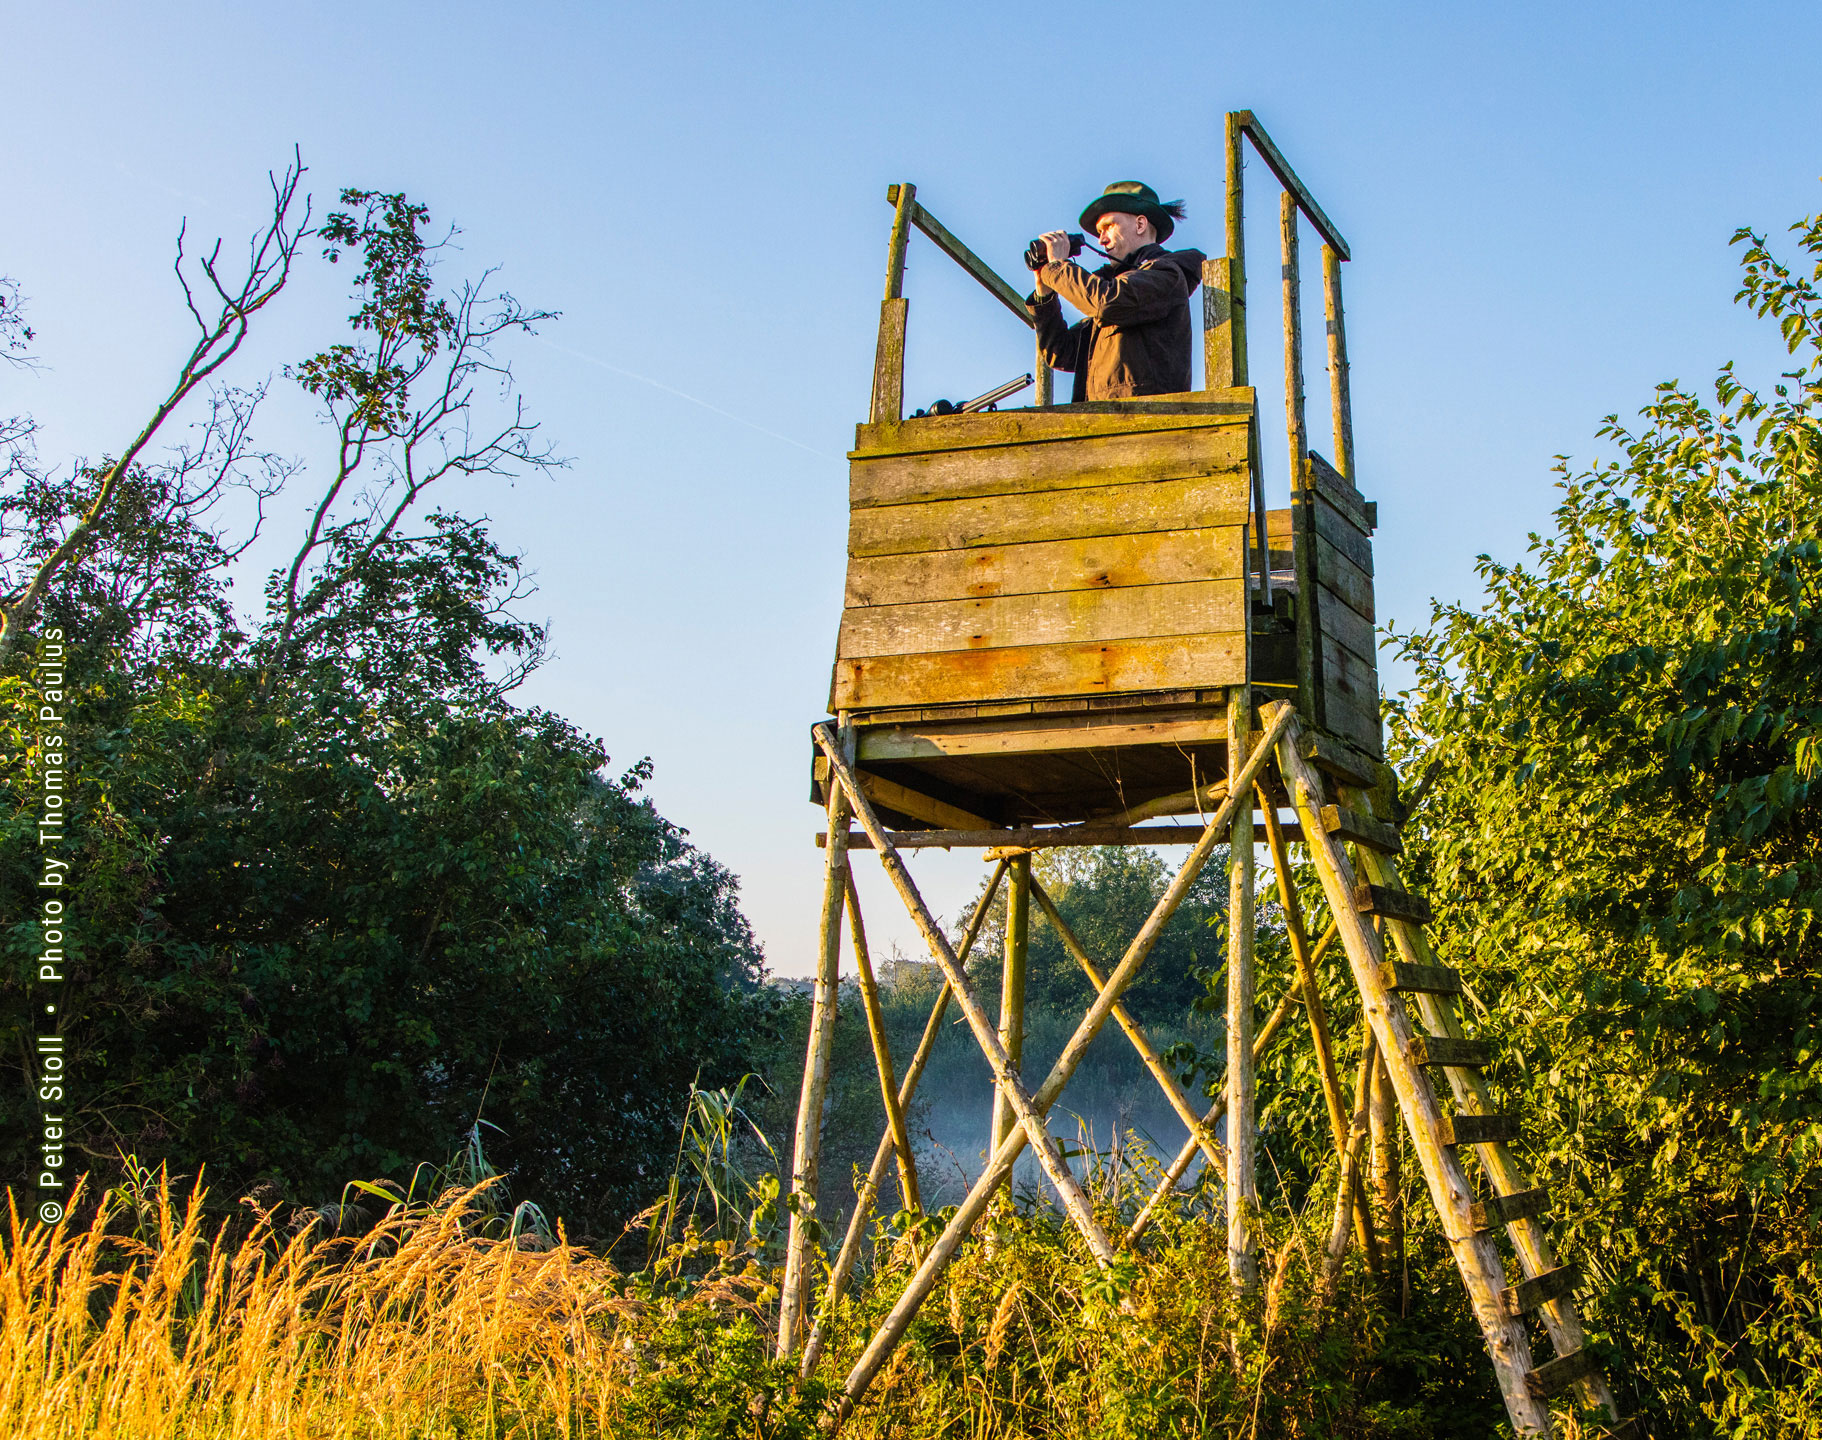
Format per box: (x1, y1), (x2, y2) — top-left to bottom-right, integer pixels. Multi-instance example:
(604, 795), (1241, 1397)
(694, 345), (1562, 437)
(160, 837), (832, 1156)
(1024, 232), (1085, 270)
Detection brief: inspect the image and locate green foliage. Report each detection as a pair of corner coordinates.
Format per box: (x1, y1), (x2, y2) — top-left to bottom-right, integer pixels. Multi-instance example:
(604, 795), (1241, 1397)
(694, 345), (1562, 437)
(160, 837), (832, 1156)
(1, 184), (777, 1237)
(1385, 206), (1822, 1434)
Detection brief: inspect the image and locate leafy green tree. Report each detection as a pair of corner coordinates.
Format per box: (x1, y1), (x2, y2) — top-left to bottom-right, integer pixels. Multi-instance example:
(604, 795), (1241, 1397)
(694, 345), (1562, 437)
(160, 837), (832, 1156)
(1385, 207), (1822, 1433)
(2, 171), (777, 1235)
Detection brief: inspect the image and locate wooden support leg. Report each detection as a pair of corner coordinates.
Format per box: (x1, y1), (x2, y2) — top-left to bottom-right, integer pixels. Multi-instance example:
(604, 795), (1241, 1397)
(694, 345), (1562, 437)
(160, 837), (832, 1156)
(1370, 1049), (1406, 1304)
(1320, 1029), (1377, 1304)
(1348, 826), (1623, 1426)
(777, 770), (852, 1361)
(799, 862), (1007, 1377)
(1266, 702), (1552, 1436)
(1123, 985), (1299, 1248)
(1029, 875), (1224, 1175)
(1261, 803), (1379, 1269)
(1261, 803), (1348, 1150)
(1227, 689), (1259, 1291)
(814, 724), (1118, 1270)
(846, 876), (920, 1216)
(989, 855), (1031, 1162)
(827, 706), (1296, 1430)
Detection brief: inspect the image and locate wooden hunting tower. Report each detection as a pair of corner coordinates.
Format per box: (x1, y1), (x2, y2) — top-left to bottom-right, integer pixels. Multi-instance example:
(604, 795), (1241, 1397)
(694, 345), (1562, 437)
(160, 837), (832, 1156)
(783, 113), (1639, 1440)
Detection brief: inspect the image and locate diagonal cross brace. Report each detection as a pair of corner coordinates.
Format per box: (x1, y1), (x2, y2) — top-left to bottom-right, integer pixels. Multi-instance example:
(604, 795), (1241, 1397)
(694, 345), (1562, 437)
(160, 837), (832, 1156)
(1028, 875), (1224, 1173)
(825, 702), (1297, 1429)
(798, 860), (1009, 1377)
(814, 722), (1116, 1266)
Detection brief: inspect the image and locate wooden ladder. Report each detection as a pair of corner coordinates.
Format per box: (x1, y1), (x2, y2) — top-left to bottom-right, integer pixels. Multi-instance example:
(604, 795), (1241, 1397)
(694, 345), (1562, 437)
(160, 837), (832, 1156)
(1266, 702), (1641, 1438)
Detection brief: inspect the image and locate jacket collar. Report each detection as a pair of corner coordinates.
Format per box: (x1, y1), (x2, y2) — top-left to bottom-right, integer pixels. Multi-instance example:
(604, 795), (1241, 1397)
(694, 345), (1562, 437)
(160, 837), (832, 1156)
(1104, 242), (1168, 275)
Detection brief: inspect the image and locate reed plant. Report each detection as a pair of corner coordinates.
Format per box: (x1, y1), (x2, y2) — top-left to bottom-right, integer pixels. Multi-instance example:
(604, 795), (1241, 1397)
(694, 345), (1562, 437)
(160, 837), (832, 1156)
(1, 1100), (1496, 1439)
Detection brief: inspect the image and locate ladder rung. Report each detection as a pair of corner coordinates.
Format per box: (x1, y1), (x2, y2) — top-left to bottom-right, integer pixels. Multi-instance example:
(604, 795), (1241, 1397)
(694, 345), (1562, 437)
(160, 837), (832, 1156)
(1501, 1262), (1582, 1316)
(1524, 1347), (1600, 1399)
(1354, 884), (1433, 925)
(1299, 731), (1378, 789)
(1381, 961), (1461, 995)
(1411, 1035), (1490, 1068)
(1471, 1186), (1551, 1230)
(1440, 1112), (1520, 1146)
(1322, 803), (1402, 854)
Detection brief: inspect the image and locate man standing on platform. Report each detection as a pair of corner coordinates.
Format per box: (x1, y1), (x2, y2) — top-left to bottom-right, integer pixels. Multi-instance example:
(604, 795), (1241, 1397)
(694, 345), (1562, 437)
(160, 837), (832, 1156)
(1027, 181), (1204, 402)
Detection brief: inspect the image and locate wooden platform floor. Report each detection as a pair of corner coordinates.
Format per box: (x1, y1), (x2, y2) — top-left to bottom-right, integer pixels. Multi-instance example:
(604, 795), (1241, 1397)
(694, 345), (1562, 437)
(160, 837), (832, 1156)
(817, 688), (1295, 828)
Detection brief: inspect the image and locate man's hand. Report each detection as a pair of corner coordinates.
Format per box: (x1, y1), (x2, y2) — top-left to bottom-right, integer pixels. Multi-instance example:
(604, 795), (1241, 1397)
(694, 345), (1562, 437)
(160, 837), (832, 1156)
(1033, 230), (1071, 297)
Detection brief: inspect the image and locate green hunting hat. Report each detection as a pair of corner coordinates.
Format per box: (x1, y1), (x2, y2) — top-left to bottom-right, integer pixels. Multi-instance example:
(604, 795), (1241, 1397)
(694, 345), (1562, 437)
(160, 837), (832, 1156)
(1079, 181), (1186, 242)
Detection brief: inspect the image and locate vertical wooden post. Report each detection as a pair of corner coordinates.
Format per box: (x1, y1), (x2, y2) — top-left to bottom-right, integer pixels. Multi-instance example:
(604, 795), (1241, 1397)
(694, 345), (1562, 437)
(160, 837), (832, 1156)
(1222, 112), (1249, 388)
(778, 741), (853, 1360)
(1283, 190), (1322, 728)
(989, 854), (1031, 1160)
(1321, 244), (1355, 483)
(846, 876), (920, 1215)
(1226, 689), (1258, 1290)
(1319, 1029), (1378, 1303)
(1260, 799), (1381, 1267)
(1280, 191), (1309, 478)
(1260, 800), (1344, 1147)
(1204, 257), (1239, 390)
(1370, 1051), (1406, 1304)
(800, 862), (1008, 1378)
(870, 183), (916, 425)
(1035, 346), (1054, 406)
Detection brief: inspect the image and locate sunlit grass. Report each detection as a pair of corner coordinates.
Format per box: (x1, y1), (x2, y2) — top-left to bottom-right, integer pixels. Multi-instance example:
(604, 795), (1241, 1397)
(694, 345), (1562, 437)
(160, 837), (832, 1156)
(0, 1167), (785, 1439)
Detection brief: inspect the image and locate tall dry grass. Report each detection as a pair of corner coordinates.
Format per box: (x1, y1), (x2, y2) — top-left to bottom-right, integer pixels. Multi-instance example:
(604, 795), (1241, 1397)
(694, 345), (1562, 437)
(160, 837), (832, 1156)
(0, 1168), (789, 1439)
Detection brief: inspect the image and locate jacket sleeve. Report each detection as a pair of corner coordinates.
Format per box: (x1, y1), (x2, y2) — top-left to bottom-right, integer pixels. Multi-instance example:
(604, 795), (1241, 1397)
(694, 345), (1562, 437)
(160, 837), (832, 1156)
(1038, 259), (1187, 326)
(1028, 291), (1089, 372)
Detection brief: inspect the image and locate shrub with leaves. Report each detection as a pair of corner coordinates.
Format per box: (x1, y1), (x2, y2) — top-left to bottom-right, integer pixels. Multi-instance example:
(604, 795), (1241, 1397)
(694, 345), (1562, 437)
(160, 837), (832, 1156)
(1385, 206), (1822, 1434)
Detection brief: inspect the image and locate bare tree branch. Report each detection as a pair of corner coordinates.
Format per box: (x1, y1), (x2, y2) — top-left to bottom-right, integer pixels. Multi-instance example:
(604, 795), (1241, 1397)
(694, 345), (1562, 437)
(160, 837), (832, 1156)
(262, 195), (564, 694)
(0, 151), (311, 666)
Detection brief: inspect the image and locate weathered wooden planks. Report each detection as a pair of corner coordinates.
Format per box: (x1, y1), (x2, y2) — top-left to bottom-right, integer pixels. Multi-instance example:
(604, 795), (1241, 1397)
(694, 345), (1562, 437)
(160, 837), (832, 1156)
(846, 529), (1243, 608)
(838, 579), (1246, 660)
(1307, 451), (1372, 532)
(1315, 536), (1375, 620)
(851, 423), (1247, 508)
(1314, 492), (1374, 576)
(1316, 585), (1376, 666)
(852, 392), (1254, 458)
(855, 706), (1231, 762)
(1354, 884), (1433, 925)
(850, 474), (1250, 559)
(835, 404), (1255, 713)
(833, 634), (1247, 713)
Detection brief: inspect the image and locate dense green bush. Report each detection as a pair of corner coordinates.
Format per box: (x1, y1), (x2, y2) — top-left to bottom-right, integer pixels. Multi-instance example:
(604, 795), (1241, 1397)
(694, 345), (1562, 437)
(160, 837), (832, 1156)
(1385, 208), (1822, 1433)
(1, 182), (780, 1235)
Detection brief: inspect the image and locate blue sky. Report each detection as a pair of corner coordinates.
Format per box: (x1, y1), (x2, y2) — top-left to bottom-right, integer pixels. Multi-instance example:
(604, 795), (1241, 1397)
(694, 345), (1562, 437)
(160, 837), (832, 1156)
(8, 2), (1820, 974)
